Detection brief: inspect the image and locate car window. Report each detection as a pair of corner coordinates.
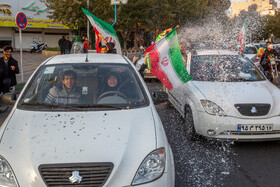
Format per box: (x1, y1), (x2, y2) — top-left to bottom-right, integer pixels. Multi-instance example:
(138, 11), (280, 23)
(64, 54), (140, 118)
(17, 63), (149, 111)
(190, 55), (265, 82)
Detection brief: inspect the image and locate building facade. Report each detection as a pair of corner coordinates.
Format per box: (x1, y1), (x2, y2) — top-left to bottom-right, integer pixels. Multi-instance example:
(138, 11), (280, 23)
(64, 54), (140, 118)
(0, 0), (76, 50)
(231, 0), (278, 17)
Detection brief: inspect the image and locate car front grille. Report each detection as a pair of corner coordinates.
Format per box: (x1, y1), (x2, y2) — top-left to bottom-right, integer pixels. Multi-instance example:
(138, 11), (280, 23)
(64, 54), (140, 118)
(39, 163), (113, 186)
(234, 104), (271, 116)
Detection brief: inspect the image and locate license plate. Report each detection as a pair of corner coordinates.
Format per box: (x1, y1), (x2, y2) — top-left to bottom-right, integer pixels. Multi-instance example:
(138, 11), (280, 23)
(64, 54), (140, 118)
(237, 124), (273, 132)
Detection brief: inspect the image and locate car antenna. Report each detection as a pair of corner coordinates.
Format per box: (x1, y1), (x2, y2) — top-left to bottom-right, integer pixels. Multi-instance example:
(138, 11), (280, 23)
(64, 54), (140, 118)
(85, 54), (89, 62)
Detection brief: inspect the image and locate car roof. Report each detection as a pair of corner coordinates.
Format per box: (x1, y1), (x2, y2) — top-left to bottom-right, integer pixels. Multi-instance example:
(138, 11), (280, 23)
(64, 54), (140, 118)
(44, 53), (128, 65)
(195, 49), (239, 56)
(245, 44), (256, 47)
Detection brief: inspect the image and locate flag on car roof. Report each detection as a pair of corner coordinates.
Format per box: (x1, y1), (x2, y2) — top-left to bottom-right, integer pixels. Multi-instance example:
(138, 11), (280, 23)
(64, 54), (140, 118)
(238, 19), (247, 54)
(145, 28), (192, 90)
(82, 8), (121, 54)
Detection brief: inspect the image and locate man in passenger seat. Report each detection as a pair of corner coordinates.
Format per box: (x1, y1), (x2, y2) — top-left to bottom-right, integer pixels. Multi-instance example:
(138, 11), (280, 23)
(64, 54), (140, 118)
(45, 70), (81, 105)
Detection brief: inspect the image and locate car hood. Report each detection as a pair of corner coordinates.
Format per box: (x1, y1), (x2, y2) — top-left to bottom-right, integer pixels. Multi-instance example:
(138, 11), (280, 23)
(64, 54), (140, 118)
(0, 107), (157, 184)
(192, 80), (280, 117)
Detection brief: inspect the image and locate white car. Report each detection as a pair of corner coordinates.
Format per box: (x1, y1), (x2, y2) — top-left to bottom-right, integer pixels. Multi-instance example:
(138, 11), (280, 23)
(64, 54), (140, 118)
(0, 54), (174, 186)
(167, 49), (280, 141)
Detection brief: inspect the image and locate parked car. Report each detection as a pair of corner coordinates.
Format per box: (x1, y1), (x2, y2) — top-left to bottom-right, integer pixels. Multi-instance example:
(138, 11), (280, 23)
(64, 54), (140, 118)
(237, 44), (258, 66)
(252, 42), (267, 50)
(167, 49), (280, 141)
(0, 53), (175, 186)
(243, 44), (258, 60)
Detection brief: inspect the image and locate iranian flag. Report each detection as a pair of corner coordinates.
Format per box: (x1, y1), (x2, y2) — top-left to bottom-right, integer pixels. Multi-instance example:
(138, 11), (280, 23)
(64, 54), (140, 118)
(238, 19), (247, 54)
(82, 8), (121, 54)
(145, 28), (192, 90)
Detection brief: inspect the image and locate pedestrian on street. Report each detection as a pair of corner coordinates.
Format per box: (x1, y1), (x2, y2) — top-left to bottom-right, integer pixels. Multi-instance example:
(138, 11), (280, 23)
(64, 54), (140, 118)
(58, 36), (66, 54)
(83, 37), (89, 53)
(0, 46), (19, 94)
(257, 46), (265, 67)
(81, 36), (86, 43)
(63, 36), (72, 54)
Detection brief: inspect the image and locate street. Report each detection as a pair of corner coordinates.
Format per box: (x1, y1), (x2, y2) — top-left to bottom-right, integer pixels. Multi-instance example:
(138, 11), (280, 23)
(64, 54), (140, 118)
(1, 53), (280, 187)
(147, 81), (280, 187)
(12, 52), (49, 83)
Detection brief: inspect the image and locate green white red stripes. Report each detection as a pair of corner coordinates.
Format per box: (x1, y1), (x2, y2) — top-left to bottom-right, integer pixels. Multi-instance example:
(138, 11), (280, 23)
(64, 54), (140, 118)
(82, 8), (121, 54)
(145, 28), (192, 90)
(238, 19), (247, 54)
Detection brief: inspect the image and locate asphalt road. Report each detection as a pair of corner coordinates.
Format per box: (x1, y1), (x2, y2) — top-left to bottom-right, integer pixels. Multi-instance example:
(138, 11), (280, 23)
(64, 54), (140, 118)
(155, 101), (280, 187)
(149, 81), (280, 187)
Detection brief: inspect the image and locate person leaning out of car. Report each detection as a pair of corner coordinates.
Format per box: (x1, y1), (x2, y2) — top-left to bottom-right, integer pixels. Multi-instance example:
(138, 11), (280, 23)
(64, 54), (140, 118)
(0, 46), (19, 94)
(45, 70), (81, 105)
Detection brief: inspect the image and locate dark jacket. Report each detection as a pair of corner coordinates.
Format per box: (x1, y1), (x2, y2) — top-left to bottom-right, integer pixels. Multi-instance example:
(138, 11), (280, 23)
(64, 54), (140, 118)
(58, 38), (66, 48)
(0, 56), (19, 86)
(260, 49), (278, 65)
(63, 40), (72, 51)
(139, 63), (147, 78)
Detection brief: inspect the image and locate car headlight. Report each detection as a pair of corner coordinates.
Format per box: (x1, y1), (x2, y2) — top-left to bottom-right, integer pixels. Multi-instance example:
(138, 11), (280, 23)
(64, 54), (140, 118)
(200, 100), (226, 116)
(131, 147), (165, 186)
(0, 156), (18, 187)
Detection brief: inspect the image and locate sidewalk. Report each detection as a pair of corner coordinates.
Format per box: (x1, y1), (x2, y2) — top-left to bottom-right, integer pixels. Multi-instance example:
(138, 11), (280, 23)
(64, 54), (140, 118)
(12, 52), (50, 83)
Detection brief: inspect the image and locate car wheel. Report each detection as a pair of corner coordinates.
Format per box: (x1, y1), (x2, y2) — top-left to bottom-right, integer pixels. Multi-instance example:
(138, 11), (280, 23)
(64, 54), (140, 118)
(185, 105), (198, 141)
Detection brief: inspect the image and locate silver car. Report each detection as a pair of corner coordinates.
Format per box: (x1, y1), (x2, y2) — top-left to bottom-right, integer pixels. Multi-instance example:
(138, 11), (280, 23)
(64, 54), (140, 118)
(168, 49), (280, 141)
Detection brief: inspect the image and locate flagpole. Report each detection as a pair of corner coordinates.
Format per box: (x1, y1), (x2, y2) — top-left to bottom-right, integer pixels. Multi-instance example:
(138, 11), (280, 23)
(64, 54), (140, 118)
(112, 4), (117, 26)
(87, 0), (90, 40)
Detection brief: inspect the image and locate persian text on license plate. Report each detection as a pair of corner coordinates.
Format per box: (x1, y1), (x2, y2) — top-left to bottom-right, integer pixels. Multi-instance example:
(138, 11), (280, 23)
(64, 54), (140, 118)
(237, 124), (273, 132)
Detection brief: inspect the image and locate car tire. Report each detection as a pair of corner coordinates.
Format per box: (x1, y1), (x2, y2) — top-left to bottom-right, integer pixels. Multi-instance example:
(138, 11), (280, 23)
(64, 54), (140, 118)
(185, 105), (198, 141)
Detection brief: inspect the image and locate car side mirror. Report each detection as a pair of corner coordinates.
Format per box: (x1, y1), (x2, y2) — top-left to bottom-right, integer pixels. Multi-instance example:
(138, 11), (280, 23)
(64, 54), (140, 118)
(151, 90), (168, 105)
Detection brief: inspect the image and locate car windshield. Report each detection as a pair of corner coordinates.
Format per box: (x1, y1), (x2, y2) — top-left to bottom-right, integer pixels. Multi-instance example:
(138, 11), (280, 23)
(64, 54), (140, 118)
(243, 46), (257, 54)
(190, 55), (265, 82)
(17, 63), (149, 111)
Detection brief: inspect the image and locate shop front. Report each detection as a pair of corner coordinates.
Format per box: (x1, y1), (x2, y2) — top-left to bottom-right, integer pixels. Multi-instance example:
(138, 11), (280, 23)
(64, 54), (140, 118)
(0, 1), (76, 50)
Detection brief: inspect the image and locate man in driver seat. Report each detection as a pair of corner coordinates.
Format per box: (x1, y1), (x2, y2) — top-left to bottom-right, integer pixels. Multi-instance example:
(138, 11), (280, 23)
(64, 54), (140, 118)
(45, 70), (81, 105)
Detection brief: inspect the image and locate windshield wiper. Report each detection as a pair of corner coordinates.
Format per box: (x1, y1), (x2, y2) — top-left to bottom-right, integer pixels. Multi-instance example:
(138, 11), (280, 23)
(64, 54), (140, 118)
(20, 102), (84, 111)
(79, 104), (126, 110)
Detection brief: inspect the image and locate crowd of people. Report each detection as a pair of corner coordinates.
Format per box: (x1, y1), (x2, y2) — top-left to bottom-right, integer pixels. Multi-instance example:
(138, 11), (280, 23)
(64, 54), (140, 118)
(1, 34), (279, 109)
(58, 35), (118, 54)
